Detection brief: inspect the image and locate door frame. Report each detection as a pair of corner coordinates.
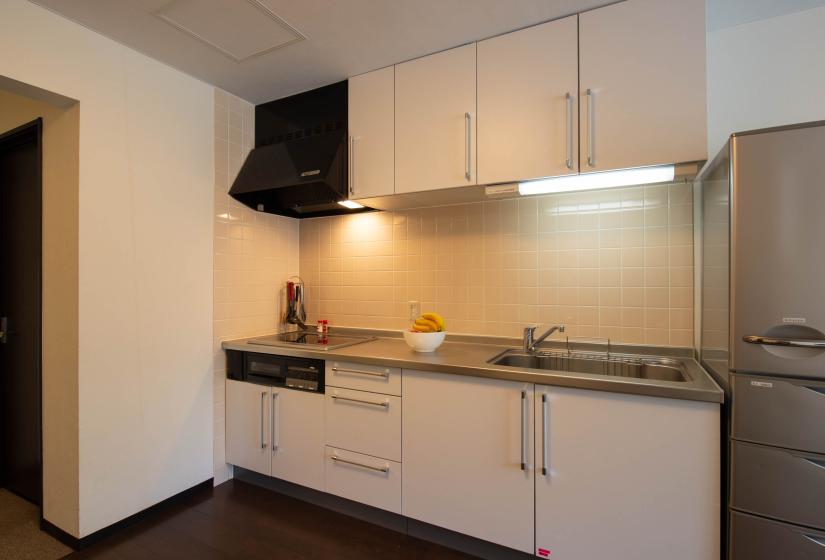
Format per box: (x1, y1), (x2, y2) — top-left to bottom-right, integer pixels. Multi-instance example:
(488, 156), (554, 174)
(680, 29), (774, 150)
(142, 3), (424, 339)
(0, 117), (43, 512)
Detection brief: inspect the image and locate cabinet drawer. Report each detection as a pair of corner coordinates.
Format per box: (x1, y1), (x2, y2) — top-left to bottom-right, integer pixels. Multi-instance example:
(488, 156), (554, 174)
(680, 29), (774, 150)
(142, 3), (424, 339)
(326, 361), (401, 396)
(325, 388), (401, 462)
(730, 510), (825, 560)
(324, 447), (401, 514)
(732, 374), (825, 454)
(731, 440), (825, 531)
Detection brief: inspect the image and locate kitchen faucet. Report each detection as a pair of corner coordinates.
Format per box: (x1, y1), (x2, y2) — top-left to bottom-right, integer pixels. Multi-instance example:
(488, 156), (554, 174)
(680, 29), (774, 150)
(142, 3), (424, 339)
(523, 324), (566, 353)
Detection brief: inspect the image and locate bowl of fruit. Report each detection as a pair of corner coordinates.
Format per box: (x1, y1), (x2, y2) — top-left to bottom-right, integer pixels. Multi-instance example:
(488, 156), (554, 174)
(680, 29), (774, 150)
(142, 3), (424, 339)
(403, 312), (447, 353)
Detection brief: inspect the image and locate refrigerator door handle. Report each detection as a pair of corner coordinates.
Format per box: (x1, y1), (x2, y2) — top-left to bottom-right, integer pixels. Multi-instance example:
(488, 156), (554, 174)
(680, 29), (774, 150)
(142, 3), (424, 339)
(743, 335), (825, 349)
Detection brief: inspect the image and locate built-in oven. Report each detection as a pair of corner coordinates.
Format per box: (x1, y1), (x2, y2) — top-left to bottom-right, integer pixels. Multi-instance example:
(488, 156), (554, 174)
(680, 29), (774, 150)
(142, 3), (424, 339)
(226, 350), (324, 393)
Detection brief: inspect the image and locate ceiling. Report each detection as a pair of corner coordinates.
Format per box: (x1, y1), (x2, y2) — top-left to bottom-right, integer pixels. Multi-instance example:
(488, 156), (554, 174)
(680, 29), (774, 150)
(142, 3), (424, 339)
(31, 0), (614, 104)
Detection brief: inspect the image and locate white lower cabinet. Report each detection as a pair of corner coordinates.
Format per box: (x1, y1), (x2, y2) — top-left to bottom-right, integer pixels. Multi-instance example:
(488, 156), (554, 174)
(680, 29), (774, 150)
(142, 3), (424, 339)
(270, 387), (325, 491)
(402, 371), (535, 554)
(324, 446), (402, 514)
(325, 387), (401, 462)
(533, 385), (720, 560)
(225, 380), (324, 491)
(226, 379), (271, 476)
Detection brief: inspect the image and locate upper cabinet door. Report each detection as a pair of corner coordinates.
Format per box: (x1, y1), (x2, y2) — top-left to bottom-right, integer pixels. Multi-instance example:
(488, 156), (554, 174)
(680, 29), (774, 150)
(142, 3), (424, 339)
(477, 16), (579, 185)
(395, 44), (477, 193)
(579, 0), (706, 172)
(348, 66), (395, 200)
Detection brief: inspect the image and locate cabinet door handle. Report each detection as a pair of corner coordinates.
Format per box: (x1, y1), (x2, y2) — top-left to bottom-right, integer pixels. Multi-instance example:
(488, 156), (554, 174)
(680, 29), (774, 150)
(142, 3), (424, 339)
(331, 454), (389, 473)
(331, 394), (389, 408)
(350, 135), (357, 196)
(586, 88), (596, 167)
(271, 392), (279, 452)
(520, 390), (527, 471)
(260, 391), (267, 449)
(331, 366), (389, 379)
(464, 112), (472, 181)
(541, 393), (549, 476)
(565, 93), (574, 170)
(802, 534), (825, 548)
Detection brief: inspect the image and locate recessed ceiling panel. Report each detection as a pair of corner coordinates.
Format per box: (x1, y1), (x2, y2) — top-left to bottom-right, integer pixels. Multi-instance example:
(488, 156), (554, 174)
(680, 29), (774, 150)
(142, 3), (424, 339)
(155, 0), (305, 61)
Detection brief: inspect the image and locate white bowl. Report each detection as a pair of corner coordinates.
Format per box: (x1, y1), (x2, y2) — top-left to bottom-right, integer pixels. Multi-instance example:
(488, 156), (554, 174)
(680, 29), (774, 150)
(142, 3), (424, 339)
(403, 330), (446, 353)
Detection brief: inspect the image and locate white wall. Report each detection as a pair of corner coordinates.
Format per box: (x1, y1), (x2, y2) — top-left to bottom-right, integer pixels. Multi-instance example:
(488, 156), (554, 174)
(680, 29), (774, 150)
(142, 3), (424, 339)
(706, 1), (825, 155)
(0, 0), (214, 537)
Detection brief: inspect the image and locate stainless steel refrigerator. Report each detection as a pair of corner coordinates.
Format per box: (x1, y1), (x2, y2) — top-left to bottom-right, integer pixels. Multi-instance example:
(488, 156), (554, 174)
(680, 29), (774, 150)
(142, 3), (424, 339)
(699, 121), (825, 559)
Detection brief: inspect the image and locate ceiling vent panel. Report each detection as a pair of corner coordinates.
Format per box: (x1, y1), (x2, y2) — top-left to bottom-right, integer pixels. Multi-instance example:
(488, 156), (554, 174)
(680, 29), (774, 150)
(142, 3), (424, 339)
(154, 0), (305, 61)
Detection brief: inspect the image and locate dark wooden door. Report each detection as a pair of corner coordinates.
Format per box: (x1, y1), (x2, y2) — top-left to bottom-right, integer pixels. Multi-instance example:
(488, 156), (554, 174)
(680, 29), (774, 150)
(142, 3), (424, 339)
(0, 119), (42, 505)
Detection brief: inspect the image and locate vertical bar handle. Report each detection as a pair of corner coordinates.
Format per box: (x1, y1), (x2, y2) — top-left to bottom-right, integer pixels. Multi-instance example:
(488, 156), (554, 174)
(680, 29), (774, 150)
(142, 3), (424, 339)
(541, 393), (549, 476)
(260, 391), (267, 449)
(586, 88), (595, 167)
(271, 392), (279, 452)
(565, 93), (574, 170)
(520, 390), (527, 471)
(0, 316), (7, 344)
(348, 135), (355, 196)
(464, 112), (472, 181)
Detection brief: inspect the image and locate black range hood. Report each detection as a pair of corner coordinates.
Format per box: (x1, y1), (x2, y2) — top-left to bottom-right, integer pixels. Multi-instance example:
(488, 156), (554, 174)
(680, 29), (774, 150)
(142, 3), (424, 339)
(229, 81), (370, 218)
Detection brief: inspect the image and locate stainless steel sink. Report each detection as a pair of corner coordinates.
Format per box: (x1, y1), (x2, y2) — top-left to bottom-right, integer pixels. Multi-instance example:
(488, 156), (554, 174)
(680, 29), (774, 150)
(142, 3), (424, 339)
(489, 350), (690, 382)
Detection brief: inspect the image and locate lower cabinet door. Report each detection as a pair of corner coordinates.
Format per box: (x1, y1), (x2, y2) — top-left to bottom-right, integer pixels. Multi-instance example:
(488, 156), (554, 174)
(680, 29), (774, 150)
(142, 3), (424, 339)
(270, 389), (325, 491)
(534, 385), (720, 560)
(402, 371), (534, 553)
(225, 379), (271, 476)
(324, 447), (401, 513)
(730, 510), (825, 560)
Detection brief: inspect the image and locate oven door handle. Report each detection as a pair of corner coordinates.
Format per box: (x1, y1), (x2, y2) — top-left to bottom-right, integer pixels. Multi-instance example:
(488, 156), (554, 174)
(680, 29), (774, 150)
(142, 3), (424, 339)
(744, 335), (825, 349)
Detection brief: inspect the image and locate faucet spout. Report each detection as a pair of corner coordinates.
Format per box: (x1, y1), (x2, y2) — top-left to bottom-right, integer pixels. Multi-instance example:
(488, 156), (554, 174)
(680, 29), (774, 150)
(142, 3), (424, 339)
(523, 324), (566, 353)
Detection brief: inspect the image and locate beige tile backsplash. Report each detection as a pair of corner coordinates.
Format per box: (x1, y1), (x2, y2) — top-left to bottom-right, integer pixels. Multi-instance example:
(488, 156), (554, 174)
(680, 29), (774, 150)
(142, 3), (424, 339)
(300, 183), (694, 346)
(212, 88), (299, 484)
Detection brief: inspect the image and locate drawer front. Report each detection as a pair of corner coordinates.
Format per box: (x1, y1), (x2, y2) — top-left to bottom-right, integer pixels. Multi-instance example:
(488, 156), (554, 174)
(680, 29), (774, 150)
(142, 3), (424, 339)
(731, 440), (825, 530)
(325, 388), (401, 462)
(324, 447), (401, 514)
(326, 361), (401, 396)
(730, 510), (825, 560)
(732, 374), (825, 454)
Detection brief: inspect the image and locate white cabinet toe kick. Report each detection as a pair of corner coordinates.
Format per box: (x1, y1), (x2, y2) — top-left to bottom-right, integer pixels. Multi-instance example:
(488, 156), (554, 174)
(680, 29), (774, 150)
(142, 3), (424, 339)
(227, 362), (719, 560)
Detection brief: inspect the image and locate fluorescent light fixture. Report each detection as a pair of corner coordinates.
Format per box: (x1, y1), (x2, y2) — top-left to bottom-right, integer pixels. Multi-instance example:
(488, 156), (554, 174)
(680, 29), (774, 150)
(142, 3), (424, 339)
(338, 200), (365, 209)
(518, 165), (675, 196)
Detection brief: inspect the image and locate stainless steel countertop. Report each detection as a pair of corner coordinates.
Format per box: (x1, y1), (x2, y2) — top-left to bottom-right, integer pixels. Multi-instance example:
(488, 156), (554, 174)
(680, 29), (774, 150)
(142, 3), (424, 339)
(222, 330), (723, 404)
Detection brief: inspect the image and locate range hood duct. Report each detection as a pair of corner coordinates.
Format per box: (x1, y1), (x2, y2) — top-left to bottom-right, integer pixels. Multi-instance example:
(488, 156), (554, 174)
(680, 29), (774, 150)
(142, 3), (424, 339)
(229, 81), (369, 218)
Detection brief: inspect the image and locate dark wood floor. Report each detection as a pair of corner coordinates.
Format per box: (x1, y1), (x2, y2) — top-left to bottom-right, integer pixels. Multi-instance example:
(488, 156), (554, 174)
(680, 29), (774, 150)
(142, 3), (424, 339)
(62, 480), (477, 560)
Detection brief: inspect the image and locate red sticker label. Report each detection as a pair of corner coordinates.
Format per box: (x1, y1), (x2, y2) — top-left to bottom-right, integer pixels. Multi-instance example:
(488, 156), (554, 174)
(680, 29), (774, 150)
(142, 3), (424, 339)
(537, 548), (551, 557)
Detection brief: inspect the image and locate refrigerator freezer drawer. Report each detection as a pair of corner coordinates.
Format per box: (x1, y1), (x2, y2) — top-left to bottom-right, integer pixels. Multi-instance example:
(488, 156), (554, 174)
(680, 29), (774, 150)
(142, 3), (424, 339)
(731, 440), (825, 531)
(731, 374), (825, 454)
(730, 511), (825, 560)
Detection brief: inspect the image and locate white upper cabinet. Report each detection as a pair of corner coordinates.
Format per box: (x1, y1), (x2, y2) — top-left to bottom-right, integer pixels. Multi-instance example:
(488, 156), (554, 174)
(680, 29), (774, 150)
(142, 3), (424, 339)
(395, 44), (477, 193)
(579, 0), (706, 172)
(348, 66), (395, 200)
(477, 15), (579, 185)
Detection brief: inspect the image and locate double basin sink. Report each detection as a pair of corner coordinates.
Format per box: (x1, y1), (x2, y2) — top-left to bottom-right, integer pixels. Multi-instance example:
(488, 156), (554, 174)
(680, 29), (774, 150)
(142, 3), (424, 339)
(488, 349), (689, 383)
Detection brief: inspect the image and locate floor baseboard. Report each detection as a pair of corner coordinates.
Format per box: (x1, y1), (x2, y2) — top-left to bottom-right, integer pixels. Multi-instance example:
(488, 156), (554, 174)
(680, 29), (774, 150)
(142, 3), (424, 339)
(40, 478), (214, 550)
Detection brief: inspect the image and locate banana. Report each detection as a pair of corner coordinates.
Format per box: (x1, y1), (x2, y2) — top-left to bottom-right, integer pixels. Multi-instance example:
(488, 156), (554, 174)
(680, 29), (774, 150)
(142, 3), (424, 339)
(421, 312), (445, 331)
(414, 317), (439, 331)
(412, 322), (434, 333)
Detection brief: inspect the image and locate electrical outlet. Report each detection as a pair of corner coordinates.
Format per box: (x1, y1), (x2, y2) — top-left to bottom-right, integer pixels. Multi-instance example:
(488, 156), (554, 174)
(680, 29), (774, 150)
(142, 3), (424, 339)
(408, 301), (420, 322)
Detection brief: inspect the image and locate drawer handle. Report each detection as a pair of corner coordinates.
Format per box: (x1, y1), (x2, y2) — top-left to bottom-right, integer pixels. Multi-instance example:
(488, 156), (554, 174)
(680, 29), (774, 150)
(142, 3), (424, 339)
(743, 335), (825, 349)
(802, 533), (825, 548)
(331, 394), (389, 408)
(331, 366), (389, 379)
(331, 454), (389, 473)
(804, 457), (825, 471)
